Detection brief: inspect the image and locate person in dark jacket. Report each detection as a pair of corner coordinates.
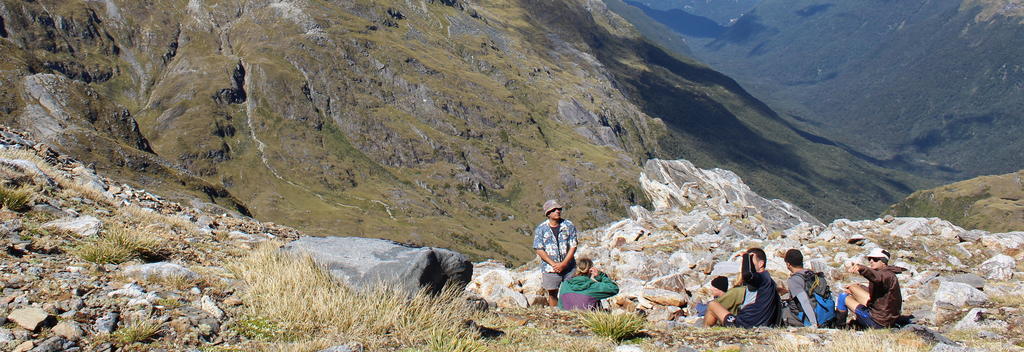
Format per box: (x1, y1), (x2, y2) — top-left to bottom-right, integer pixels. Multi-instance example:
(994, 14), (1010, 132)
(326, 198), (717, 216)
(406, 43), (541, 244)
(842, 248), (906, 328)
(704, 248), (781, 328)
(558, 258), (619, 310)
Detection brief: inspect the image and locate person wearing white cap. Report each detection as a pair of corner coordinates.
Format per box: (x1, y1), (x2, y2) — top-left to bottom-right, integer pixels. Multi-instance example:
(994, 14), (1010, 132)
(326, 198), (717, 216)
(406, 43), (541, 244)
(842, 247), (906, 328)
(534, 199), (578, 307)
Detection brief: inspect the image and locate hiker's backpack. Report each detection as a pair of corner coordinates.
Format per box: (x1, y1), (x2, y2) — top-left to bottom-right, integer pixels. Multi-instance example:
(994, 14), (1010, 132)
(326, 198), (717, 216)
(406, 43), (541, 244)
(796, 270), (836, 327)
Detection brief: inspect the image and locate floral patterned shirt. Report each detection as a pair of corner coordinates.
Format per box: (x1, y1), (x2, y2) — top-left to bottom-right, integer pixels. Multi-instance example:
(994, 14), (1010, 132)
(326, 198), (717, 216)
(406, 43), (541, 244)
(533, 219), (578, 272)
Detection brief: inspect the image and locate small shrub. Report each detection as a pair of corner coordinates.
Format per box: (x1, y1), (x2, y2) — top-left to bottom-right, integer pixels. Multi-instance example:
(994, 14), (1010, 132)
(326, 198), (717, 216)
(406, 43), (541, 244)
(76, 224), (167, 264)
(112, 319), (162, 344)
(578, 311), (646, 342)
(0, 185), (33, 211)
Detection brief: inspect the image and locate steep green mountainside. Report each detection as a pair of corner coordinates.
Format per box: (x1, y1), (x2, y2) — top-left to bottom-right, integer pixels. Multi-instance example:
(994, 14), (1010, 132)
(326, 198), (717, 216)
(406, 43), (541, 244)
(0, 0), (920, 263)
(614, 0), (1024, 181)
(888, 169), (1024, 233)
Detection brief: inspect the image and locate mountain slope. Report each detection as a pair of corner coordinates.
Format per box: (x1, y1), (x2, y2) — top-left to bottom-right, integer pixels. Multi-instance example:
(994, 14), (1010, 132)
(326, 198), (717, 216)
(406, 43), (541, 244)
(0, 0), (920, 263)
(887, 169), (1024, 232)
(616, 0), (1024, 180)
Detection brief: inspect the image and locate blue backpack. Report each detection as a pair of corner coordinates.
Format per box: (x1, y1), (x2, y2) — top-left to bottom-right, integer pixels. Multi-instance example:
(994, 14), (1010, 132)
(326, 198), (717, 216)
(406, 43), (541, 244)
(796, 270), (836, 327)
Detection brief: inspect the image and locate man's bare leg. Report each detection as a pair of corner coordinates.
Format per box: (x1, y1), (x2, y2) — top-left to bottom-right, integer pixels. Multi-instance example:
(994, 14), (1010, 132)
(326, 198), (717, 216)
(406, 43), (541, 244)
(704, 301), (731, 327)
(546, 289), (558, 307)
(845, 284), (870, 312)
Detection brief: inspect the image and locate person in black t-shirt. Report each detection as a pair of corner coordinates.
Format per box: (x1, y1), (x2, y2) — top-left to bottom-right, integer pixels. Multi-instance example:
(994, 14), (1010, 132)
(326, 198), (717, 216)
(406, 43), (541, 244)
(704, 248), (782, 328)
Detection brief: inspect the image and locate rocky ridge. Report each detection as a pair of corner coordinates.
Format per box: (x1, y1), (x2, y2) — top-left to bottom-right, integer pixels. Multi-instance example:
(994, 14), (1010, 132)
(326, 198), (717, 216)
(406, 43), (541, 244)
(468, 159), (1024, 350)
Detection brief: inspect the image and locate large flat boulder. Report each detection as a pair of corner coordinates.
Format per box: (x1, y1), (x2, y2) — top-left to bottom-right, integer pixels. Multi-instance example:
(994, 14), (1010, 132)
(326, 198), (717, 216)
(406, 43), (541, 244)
(283, 236), (473, 295)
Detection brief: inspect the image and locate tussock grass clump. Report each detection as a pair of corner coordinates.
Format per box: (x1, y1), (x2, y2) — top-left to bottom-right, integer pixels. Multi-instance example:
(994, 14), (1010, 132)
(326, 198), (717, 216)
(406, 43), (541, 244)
(0, 184), (33, 211)
(112, 319), (163, 344)
(578, 311), (646, 342)
(117, 205), (198, 235)
(76, 224), (167, 264)
(427, 328), (487, 352)
(230, 243), (480, 349)
(769, 330), (930, 352)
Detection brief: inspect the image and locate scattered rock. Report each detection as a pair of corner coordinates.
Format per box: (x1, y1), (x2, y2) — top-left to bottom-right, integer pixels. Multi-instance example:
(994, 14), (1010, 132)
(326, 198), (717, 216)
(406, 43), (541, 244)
(954, 308), (1007, 330)
(198, 295), (224, 319)
(7, 307), (52, 331)
(615, 345), (644, 352)
(12, 341), (33, 352)
(52, 320), (83, 340)
(0, 328), (13, 343)
(934, 281), (989, 323)
(282, 236), (473, 295)
(318, 344), (362, 352)
(41, 216), (101, 237)
(944, 274), (986, 290)
(122, 262), (199, 282)
(94, 311), (120, 334)
(642, 288), (687, 307)
(27, 336), (66, 352)
(978, 255), (1014, 281)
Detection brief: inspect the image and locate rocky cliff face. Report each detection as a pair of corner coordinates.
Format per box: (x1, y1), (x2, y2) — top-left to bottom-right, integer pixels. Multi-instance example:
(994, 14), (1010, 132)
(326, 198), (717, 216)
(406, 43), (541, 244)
(0, 0), (921, 264)
(469, 158), (1023, 349)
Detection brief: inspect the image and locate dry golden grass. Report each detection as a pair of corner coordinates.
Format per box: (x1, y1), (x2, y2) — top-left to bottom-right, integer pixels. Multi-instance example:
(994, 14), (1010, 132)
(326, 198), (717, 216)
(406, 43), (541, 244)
(117, 205), (198, 235)
(769, 329), (931, 352)
(579, 310), (646, 342)
(229, 243), (482, 349)
(0, 148), (114, 205)
(0, 184), (34, 211)
(76, 223), (168, 264)
(110, 319), (163, 345)
(991, 294), (1024, 308)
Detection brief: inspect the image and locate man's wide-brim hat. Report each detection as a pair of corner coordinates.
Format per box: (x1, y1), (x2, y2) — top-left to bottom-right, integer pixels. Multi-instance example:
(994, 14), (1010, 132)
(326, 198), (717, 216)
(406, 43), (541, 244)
(866, 247), (890, 261)
(543, 199), (562, 215)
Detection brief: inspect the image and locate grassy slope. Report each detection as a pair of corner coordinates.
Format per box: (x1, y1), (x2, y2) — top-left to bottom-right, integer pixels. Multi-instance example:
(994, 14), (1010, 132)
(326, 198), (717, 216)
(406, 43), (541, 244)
(888, 169), (1024, 232)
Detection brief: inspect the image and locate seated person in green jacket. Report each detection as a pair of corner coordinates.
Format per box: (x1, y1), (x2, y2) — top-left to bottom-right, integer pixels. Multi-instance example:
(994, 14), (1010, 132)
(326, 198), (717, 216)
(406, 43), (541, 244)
(702, 275), (750, 327)
(558, 258), (619, 310)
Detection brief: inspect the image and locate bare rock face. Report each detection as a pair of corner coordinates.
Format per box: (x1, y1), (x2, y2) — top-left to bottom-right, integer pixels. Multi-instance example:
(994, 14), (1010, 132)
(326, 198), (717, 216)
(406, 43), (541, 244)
(639, 159), (823, 235)
(283, 236), (473, 295)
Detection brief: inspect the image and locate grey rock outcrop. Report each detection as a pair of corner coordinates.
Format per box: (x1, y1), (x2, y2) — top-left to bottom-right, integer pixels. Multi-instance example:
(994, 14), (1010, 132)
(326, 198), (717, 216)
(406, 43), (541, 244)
(283, 236), (473, 295)
(122, 262), (199, 282)
(41, 216), (102, 237)
(978, 255), (1015, 281)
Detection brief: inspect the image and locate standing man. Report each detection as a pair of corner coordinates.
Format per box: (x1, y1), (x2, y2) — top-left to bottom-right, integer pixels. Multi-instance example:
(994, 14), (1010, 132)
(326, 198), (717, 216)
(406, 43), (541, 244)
(842, 248), (906, 328)
(534, 199), (578, 307)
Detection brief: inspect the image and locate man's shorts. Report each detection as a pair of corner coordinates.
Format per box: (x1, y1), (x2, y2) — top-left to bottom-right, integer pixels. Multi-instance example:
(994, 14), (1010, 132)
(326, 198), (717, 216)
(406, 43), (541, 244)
(854, 305), (884, 329)
(541, 269), (576, 290)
